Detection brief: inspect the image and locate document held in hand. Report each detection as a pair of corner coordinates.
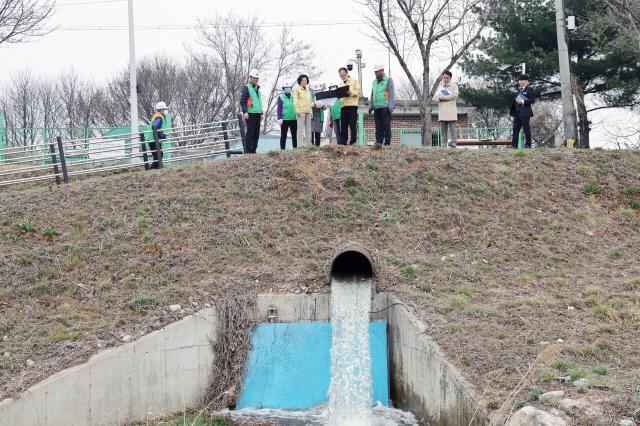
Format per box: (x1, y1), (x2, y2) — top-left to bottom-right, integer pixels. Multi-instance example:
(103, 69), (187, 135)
(315, 85), (350, 100)
(516, 93), (528, 103)
(440, 88), (451, 96)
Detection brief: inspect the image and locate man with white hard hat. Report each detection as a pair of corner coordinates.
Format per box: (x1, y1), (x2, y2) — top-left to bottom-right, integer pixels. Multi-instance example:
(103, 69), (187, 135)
(369, 64), (395, 146)
(239, 69), (263, 154)
(148, 101), (169, 169)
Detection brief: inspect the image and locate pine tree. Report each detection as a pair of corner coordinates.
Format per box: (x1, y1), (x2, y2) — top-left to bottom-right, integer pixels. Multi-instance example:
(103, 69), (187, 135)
(461, 0), (640, 148)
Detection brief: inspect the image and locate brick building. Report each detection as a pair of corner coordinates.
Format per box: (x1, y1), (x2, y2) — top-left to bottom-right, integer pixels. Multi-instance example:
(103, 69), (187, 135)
(357, 100), (475, 146)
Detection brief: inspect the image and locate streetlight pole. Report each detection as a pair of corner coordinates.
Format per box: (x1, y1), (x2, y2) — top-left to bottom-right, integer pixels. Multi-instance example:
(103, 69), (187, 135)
(127, 0), (139, 158)
(554, 0), (577, 146)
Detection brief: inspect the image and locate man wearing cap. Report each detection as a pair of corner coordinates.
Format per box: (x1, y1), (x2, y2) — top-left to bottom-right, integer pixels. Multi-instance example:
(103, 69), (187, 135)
(338, 67), (361, 145)
(369, 64), (395, 146)
(510, 74), (536, 148)
(149, 101), (169, 169)
(240, 69), (262, 154)
(276, 86), (297, 150)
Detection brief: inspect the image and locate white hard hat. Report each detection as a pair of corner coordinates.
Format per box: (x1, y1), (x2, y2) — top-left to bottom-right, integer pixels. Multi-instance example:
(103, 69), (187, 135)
(373, 64), (385, 72)
(249, 69), (260, 78)
(155, 101), (168, 110)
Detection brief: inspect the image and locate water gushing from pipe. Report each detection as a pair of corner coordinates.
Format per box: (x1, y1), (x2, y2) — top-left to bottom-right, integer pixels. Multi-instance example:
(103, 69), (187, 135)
(327, 276), (373, 426)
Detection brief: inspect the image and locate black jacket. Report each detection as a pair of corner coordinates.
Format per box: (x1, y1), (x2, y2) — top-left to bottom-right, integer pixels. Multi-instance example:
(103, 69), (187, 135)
(509, 85), (536, 118)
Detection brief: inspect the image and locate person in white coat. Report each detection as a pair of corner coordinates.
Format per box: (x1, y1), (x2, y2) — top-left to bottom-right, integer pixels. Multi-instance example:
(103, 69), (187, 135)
(436, 70), (459, 148)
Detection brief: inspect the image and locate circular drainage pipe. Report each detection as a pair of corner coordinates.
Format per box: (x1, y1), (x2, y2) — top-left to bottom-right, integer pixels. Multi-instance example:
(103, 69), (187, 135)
(328, 244), (375, 285)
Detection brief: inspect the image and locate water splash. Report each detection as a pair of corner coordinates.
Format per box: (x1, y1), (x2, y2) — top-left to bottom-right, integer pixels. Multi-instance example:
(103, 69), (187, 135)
(222, 403), (418, 425)
(326, 276), (374, 426)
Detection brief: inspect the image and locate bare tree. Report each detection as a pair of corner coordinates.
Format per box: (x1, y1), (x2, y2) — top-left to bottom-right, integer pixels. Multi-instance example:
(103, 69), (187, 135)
(0, 0), (55, 46)
(173, 54), (227, 126)
(197, 14), (272, 120)
(260, 26), (317, 133)
(3, 72), (40, 146)
(359, 0), (492, 145)
(600, 0), (640, 54)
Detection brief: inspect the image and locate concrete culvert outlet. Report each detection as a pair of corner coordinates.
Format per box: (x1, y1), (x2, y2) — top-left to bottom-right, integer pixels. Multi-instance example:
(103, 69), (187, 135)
(329, 244), (375, 281)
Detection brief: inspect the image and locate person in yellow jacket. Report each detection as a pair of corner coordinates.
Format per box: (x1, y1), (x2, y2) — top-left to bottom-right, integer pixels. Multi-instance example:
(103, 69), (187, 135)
(293, 74), (313, 146)
(338, 67), (361, 145)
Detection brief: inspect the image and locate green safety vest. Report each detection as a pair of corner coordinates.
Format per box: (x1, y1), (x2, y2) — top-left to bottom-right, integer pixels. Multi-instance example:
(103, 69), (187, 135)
(372, 76), (390, 107)
(330, 100), (341, 120)
(279, 94), (296, 120)
(247, 84), (263, 114)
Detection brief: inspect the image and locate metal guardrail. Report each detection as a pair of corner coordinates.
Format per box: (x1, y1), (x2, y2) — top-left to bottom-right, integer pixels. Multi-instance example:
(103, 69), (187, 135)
(0, 117), (246, 188)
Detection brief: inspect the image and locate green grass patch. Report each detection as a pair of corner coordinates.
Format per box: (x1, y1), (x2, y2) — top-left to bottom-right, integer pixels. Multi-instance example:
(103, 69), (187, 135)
(537, 370), (556, 383)
(51, 330), (81, 342)
(41, 225), (59, 238)
(552, 359), (572, 372)
(289, 198), (310, 208)
(420, 283), (434, 294)
(367, 162), (381, 171)
(624, 279), (640, 291)
(569, 368), (590, 380)
(621, 186), (640, 196)
(584, 180), (601, 195)
(27, 283), (50, 297)
(402, 265), (419, 280)
(128, 294), (160, 313)
(608, 249), (621, 260)
(526, 389), (544, 402)
(191, 194), (205, 206)
(456, 285), (474, 297)
(17, 219), (37, 233)
(586, 286), (608, 299)
(352, 190), (369, 204)
(446, 295), (468, 311)
(136, 218), (151, 230)
(592, 366), (608, 376)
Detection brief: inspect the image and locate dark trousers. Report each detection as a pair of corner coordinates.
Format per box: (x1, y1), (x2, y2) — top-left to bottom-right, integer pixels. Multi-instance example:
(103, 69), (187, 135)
(333, 119), (343, 145)
(312, 132), (321, 146)
(280, 120), (298, 150)
(512, 115), (532, 148)
(341, 106), (358, 145)
(374, 107), (392, 145)
(245, 113), (262, 154)
(147, 140), (163, 169)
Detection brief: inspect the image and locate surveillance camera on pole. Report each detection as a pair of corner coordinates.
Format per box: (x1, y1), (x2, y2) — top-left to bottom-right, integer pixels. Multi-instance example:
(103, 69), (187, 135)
(349, 49), (366, 104)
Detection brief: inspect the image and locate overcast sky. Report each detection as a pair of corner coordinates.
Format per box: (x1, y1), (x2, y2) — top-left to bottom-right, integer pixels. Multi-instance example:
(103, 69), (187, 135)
(0, 0), (635, 148)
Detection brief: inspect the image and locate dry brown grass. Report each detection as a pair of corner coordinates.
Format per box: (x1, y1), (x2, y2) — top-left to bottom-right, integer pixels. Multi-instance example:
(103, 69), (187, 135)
(1, 146), (639, 418)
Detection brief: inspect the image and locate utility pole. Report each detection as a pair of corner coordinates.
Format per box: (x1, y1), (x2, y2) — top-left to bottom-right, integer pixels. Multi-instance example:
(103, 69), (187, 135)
(554, 0), (577, 146)
(127, 0), (139, 159)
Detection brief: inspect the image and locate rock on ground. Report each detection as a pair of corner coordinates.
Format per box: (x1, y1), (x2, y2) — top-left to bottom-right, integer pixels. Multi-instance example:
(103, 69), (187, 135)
(558, 398), (608, 426)
(539, 391), (565, 402)
(506, 406), (567, 426)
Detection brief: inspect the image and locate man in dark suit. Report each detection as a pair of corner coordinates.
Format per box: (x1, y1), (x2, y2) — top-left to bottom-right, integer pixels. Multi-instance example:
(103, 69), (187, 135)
(510, 74), (536, 148)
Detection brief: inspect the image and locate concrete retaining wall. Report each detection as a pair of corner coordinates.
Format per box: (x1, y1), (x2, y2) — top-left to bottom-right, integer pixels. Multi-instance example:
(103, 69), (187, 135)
(372, 294), (488, 426)
(0, 308), (217, 426)
(1, 293), (487, 426)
